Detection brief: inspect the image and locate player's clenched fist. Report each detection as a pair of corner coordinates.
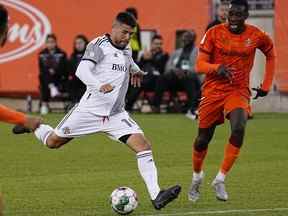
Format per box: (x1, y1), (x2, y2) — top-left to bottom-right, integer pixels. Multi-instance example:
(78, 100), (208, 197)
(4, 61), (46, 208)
(217, 65), (235, 83)
(23, 116), (43, 131)
(100, 84), (114, 93)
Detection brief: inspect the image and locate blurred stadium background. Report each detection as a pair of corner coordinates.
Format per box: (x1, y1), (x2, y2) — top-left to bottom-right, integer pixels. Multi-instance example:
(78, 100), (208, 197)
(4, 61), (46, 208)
(0, 0), (287, 113)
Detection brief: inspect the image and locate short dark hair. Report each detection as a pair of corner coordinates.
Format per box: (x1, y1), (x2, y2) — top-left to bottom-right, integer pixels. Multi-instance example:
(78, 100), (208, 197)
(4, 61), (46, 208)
(46, 33), (57, 41)
(152, 34), (163, 41)
(230, 0), (249, 12)
(125, 7), (138, 20)
(0, 4), (8, 27)
(115, 12), (136, 28)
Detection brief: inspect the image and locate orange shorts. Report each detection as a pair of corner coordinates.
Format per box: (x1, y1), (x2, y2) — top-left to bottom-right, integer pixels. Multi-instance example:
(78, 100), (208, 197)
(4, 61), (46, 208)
(198, 90), (250, 128)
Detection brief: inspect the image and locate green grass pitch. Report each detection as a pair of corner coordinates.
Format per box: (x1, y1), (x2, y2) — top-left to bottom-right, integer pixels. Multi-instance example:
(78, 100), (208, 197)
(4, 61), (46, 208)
(0, 113), (287, 216)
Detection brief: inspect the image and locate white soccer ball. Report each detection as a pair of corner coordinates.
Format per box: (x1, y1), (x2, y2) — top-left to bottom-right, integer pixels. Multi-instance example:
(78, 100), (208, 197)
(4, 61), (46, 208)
(110, 186), (138, 215)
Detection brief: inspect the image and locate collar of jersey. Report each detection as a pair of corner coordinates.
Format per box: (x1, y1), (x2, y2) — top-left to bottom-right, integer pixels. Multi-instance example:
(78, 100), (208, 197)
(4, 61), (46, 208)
(105, 33), (128, 51)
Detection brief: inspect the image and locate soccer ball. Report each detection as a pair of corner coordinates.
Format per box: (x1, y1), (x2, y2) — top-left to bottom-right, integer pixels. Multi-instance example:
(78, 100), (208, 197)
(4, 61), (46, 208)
(110, 186), (138, 215)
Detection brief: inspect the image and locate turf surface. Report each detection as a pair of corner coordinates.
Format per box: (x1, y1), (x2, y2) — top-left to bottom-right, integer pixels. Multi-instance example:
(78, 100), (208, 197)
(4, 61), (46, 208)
(0, 113), (287, 215)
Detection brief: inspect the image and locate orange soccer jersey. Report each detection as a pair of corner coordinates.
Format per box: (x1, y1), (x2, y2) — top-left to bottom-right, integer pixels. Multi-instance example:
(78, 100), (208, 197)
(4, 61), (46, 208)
(196, 23), (276, 128)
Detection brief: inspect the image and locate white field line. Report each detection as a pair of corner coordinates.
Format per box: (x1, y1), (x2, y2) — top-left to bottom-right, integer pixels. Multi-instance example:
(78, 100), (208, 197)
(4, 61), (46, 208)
(141, 207), (288, 216)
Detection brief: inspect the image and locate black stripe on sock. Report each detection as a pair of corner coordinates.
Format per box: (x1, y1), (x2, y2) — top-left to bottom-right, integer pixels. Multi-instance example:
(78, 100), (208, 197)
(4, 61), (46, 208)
(137, 152), (152, 159)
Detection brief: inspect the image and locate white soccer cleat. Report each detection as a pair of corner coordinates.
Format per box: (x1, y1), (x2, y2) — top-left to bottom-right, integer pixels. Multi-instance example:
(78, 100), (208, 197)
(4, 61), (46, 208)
(211, 179), (228, 201)
(188, 171), (204, 202)
(185, 110), (198, 120)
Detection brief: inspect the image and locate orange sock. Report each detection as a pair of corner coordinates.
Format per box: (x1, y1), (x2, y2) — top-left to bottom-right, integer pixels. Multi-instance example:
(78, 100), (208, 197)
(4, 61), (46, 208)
(193, 148), (207, 173)
(0, 104), (26, 125)
(220, 143), (240, 174)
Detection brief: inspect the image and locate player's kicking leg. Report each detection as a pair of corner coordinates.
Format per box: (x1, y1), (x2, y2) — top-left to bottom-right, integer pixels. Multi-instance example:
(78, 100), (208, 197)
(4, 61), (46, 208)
(188, 126), (215, 202)
(123, 133), (181, 210)
(14, 122), (71, 148)
(12, 106), (77, 148)
(212, 108), (247, 201)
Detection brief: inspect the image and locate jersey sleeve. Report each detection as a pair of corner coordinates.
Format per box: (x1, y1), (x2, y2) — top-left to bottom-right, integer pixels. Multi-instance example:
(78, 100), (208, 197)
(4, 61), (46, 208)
(258, 31), (274, 55)
(196, 28), (221, 74)
(258, 31), (276, 92)
(199, 28), (214, 55)
(82, 42), (105, 64)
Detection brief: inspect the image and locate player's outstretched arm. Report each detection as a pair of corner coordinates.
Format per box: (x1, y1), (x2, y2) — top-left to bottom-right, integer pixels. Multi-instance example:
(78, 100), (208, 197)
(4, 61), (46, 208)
(260, 48), (276, 93)
(258, 33), (276, 93)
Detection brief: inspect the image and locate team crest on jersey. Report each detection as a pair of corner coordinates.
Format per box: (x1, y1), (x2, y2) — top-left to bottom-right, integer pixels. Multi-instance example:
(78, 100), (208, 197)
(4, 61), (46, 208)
(245, 38), (252, 47)
(114, 53), (118, 57)
(62, 126), (71, 135)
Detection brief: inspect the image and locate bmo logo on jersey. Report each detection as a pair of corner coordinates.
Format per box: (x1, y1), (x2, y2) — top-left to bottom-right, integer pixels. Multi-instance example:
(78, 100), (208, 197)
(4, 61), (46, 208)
(0, 0), (51, 63)
(112, 64), (128, 72)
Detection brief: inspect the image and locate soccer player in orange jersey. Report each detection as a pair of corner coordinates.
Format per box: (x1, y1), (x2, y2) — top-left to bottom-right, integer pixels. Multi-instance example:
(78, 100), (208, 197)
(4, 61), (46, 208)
(188, 0), (275, 202)
(1, 5), (42, 214)
(0, 5), (42, 130)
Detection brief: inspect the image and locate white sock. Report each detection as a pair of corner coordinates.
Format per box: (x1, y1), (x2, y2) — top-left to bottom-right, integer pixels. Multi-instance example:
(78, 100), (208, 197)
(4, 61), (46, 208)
(215, 171), (226, 182)
(193, 170), (204, 181)
(137, 150), (161, 200)
(34, 124), (53, 145)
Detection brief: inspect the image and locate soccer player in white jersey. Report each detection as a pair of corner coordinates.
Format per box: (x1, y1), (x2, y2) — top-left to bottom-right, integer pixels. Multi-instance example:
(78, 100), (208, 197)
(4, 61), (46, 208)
(13, 12), (181, 210)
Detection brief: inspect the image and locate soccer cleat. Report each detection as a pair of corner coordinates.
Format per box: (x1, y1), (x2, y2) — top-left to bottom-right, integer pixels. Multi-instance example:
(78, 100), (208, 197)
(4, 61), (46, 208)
(12, 125), (31, 134)
(151, 185), (181, 210)
(188, 172), (204, 202)
(185, 110), (198, 120)
(211, 179), (228, 201)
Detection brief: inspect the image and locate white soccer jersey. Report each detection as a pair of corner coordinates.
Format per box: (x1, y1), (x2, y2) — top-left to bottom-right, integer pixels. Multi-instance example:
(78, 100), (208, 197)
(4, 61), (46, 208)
(76, 34), (140, 116)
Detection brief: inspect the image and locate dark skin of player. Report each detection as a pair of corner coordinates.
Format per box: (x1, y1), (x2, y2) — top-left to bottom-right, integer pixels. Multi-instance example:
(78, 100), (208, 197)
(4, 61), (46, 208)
(194, 4), (250, 151)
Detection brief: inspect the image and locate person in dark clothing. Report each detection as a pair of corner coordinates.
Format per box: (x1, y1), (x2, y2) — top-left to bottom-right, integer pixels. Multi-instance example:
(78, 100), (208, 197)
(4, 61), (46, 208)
(0, 4), (8, 47)
(126, 34), (169, 111)
(152, 30), (201, 116)
(206, 0), (229, 31)
(38, 34), (68, 114)
(67, 35), (88, 105)
(125, 7), (142, 62)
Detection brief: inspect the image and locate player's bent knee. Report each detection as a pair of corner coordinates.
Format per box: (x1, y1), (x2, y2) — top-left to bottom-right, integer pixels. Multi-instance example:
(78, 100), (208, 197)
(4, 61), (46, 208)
(126, 133), (151, 152)
(231, 124), (245, 137)
(194, 136), (210, 151)
(46, 133), (69, 149)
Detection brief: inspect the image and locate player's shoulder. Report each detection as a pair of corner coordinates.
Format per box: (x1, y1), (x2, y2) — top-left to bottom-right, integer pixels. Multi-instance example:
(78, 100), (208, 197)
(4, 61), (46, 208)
(204, 23), (227, 39)
(208, 23), (226, 33)
(89, 34), (110, 48)
(245, 24), (267, 36)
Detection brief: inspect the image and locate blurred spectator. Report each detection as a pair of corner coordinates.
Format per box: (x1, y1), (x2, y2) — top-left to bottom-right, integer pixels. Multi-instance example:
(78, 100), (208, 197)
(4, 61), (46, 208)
(152, 30), (201, 116)
(67, 34), (88, 106)
(126, 34), (169, 111)
(0, 4), (8, 47)
(38, 34), (68, 115)
(126, 7), (142, 61)
(206, 0), (229, 31)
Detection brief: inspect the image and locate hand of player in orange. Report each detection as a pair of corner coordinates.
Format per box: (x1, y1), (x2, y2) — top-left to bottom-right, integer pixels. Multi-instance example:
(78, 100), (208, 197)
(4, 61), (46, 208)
(217, 65), (235, 83)
(100, 84), (114, 94)
(23, 116), (43, 131)
(252, 87), (268, 99)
